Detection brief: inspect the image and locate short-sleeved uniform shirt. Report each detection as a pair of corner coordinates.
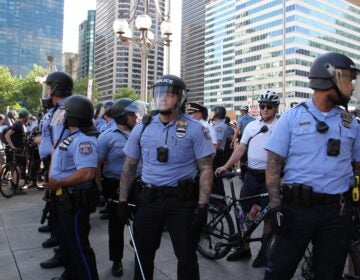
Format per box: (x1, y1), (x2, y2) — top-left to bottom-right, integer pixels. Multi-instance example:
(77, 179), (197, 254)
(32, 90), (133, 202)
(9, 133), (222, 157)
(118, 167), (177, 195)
(237, 113), (255, 135)
(240, 118), (277, 170)
(50, 130), (98, 182)
(213, 119), (228, 150)
(124, 113), (214, 187)
(265, 99), (360, 194)
(98, 128), (142, 180)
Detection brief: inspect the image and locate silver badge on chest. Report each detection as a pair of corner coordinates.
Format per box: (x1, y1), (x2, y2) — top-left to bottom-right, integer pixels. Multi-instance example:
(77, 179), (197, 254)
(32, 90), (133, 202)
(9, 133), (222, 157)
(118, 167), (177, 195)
(175, 119), (187, 138)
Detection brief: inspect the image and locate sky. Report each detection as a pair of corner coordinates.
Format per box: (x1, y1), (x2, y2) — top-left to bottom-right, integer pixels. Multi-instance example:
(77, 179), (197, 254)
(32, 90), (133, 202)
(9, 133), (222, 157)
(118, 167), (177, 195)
(63, 0), (181, 75)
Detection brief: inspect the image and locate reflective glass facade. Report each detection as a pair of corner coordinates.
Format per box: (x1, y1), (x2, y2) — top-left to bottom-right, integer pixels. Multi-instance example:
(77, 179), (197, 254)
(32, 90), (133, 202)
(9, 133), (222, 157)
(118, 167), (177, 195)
(77, 10), (96, 79)
(181, 0), (209, 104)
(204, 0), (360, 113)
(94, 0), (164, 101)
(0, 0), (63, 77)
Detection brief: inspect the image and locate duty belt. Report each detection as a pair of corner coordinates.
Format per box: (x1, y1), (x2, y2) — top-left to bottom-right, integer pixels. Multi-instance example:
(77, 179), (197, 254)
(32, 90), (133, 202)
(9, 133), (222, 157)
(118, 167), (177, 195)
(247, 167), (265, 176)
(281, 183), (351, 206)
(142, 184), (180, 197)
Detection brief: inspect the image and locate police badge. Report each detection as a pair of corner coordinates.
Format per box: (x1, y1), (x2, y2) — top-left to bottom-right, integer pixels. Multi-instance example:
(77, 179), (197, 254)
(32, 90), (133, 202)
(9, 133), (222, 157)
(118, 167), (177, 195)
(175, 119), (188, 138)
(341, 112), (352, 128)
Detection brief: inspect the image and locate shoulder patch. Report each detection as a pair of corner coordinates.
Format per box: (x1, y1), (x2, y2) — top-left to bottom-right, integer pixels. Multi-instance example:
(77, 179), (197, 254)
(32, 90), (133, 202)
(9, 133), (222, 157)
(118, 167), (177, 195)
(79, 142), (93, 155)
(202, 126), (211, 140)
(216, 127), (223, 133)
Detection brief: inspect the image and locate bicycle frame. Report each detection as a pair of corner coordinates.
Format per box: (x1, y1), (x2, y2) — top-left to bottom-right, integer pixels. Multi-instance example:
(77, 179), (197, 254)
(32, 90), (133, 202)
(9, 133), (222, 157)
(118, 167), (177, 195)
(210, 172), (270, 248)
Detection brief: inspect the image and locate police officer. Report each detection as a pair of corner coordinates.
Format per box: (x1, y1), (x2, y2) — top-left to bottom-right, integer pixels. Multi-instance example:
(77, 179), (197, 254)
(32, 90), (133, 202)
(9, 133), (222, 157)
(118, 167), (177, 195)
(97, 98), (144, 277)
(216, 90), (280, 266)
(232, 105), (255, 147)
(212, 106), (228, 195)
(37, 72), (73, 268)
(186, 102), (217, 151)
(96, 101), (116, 133)
(117, 74), (214, 280)
(264, 53), (360, 279)
(44, 95), (99, 280)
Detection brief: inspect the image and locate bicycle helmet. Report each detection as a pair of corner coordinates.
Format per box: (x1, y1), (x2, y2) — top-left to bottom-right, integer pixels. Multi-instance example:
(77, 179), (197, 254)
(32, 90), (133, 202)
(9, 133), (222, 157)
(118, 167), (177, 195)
(258, 90), (280, 105)
(240, 105), (249, 111)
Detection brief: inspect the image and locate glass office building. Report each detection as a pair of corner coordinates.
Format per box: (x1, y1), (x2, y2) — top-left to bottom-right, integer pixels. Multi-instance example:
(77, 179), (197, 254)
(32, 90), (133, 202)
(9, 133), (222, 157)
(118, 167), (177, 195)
(77, 10), (96, 79)
(181, 0), (209, 104)
(0, 0), (63, 77)
(94, 0), (165, 101)
(204, 0), (360, 114)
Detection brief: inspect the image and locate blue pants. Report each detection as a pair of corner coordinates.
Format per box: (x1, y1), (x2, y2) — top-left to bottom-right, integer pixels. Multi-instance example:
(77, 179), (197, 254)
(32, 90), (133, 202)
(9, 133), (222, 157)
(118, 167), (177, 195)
(264, 202), (353, 280)
(132, 193), (199, 280)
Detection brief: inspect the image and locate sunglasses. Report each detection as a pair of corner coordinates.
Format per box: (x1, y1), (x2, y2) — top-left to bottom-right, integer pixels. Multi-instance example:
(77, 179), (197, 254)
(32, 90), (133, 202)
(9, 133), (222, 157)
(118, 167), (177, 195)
(259, 104), (274, 110)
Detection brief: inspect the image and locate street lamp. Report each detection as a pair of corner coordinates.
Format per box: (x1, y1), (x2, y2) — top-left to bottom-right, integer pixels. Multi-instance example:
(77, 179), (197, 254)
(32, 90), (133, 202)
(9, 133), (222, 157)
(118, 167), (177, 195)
(113, 0), (172, 103)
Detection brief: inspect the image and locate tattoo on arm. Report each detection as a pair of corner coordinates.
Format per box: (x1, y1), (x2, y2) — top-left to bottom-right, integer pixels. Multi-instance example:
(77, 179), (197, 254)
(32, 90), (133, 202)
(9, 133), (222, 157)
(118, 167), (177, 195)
(119, 157), (139, 201)
(197, 155), (213, 204)
(266, 151), (285, 208)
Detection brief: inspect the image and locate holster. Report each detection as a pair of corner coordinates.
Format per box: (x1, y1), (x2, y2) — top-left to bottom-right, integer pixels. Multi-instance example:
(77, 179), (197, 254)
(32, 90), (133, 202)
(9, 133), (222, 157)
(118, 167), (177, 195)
(281, 183), (313, 207)
(63, 182), (99, 213)
(178, 178), (198, 201)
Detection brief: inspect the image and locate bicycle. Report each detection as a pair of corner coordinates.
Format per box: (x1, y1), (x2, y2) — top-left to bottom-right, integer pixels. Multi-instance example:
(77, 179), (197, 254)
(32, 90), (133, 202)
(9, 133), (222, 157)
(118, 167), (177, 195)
(197, 171), (271, 260)
(0, 147), (24, 198)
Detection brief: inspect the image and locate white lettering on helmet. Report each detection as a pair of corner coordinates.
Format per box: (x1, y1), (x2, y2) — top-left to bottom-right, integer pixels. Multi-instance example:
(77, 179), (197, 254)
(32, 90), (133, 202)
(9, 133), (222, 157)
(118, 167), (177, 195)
(156, 78), (174, 84)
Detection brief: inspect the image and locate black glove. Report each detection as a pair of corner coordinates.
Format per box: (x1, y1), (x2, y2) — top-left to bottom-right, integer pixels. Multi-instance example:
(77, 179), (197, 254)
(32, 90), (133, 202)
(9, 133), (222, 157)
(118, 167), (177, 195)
(116, 201), (130, 225)
(190, 204), (209, 233)
(269, 206), (289, 235)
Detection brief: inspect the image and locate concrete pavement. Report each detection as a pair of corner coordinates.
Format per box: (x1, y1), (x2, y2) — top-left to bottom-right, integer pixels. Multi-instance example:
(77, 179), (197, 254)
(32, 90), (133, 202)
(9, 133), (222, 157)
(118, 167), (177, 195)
(0, 183), (274, 280)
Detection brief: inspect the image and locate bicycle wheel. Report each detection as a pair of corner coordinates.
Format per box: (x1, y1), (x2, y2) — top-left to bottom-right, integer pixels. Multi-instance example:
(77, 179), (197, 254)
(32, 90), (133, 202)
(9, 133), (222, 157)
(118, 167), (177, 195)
(0, 165), (19, 198)
(197, 203), (235, 260)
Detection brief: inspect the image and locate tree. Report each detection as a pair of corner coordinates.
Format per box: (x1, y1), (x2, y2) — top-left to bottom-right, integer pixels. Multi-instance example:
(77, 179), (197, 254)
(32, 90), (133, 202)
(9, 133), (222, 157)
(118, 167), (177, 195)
(73, 76), (100, 104)
(0, 66), (21, 112)
(113, 87), (139, 100)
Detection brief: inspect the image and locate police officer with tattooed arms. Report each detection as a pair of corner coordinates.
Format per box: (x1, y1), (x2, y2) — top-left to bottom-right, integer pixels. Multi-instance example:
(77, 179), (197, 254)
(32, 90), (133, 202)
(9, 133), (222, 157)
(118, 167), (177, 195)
(117, 74), (214, 280)
(264, 53), (360, 280)
(44, 95), (99, 280)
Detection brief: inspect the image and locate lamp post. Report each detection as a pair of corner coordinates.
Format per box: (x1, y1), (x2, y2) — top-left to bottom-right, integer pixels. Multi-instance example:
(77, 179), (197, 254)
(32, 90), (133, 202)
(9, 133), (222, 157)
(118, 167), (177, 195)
(113, 0), (172, 103)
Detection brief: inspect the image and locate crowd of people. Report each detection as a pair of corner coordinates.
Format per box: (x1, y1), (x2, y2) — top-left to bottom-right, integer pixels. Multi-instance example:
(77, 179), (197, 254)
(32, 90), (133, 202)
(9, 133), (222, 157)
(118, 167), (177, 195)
(0, 51), (359, 280)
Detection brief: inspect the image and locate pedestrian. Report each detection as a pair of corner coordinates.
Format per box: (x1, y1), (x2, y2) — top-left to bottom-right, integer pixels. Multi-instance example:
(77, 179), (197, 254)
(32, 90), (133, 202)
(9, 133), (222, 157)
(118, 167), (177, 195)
(264, 52), (360, 279)
(5, 108), (30, 194)
(231, 105), (255, 147)
(117, 74), (214, 280)
(216, 90), (280, 267)
(97, 98), (144, 277)
(44, 95), (99, 280)
(186, 102), (217, 151)
(37, 71), (73, 268)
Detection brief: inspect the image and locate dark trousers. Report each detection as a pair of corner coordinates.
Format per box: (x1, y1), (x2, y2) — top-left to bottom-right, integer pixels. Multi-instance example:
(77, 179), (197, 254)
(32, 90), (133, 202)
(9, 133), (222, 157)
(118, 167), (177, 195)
(264, 202), (353, 280)
(133, 193), (199, 280)
(102, 177), (125, 262)
(213, 150), (225, 196)
(56, 200), (99, 280)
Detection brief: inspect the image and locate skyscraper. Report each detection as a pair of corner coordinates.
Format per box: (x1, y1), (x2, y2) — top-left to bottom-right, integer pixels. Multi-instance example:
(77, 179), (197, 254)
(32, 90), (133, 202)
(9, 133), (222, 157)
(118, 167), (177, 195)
(0, 0), (64, 77)
(77, 10), (96, 79)
(203, 0), (360, 115)
(181, 0), (209, 104)
(94, 0), (165, 101)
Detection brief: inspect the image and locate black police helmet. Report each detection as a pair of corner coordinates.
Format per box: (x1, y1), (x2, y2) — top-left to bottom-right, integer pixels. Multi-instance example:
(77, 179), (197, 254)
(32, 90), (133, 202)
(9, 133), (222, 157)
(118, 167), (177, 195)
(152, 74), (187, 114)
(111, 98), (135, 118)
(309, 52), (358, 90)
(213, 106), (226, 119)
(44, 72), (73, 97)
(64, 95), (94, 127)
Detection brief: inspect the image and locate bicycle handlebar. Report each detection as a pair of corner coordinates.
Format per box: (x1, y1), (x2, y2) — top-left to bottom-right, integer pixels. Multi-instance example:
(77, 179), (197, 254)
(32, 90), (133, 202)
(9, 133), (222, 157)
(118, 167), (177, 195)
(217, 171), (242, 179)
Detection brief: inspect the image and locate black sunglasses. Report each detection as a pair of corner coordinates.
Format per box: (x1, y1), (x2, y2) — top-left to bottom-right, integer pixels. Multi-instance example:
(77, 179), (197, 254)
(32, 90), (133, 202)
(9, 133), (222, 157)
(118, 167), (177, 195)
(259, 104), (274, 110)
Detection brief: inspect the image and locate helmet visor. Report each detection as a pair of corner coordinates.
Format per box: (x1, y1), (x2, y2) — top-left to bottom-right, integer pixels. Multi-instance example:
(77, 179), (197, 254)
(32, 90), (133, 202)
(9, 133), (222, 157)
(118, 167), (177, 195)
(328, 65), (360, 98)
(153, 85), (185, 112)
(124, 100), (147, 120)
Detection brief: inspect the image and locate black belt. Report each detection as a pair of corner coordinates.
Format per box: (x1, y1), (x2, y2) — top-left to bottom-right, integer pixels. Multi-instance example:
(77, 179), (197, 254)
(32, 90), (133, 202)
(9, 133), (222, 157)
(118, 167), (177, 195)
(247, 168), (265, 176)
(143, 184), (179, 197)
(282, 184), (351, 205)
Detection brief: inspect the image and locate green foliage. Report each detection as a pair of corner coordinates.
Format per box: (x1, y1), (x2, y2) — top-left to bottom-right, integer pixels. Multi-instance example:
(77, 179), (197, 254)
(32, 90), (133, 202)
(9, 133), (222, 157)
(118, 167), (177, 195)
(113, 87), (139, 100)
(73, 76), (100, 104)
(0, 66), (21, 112)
